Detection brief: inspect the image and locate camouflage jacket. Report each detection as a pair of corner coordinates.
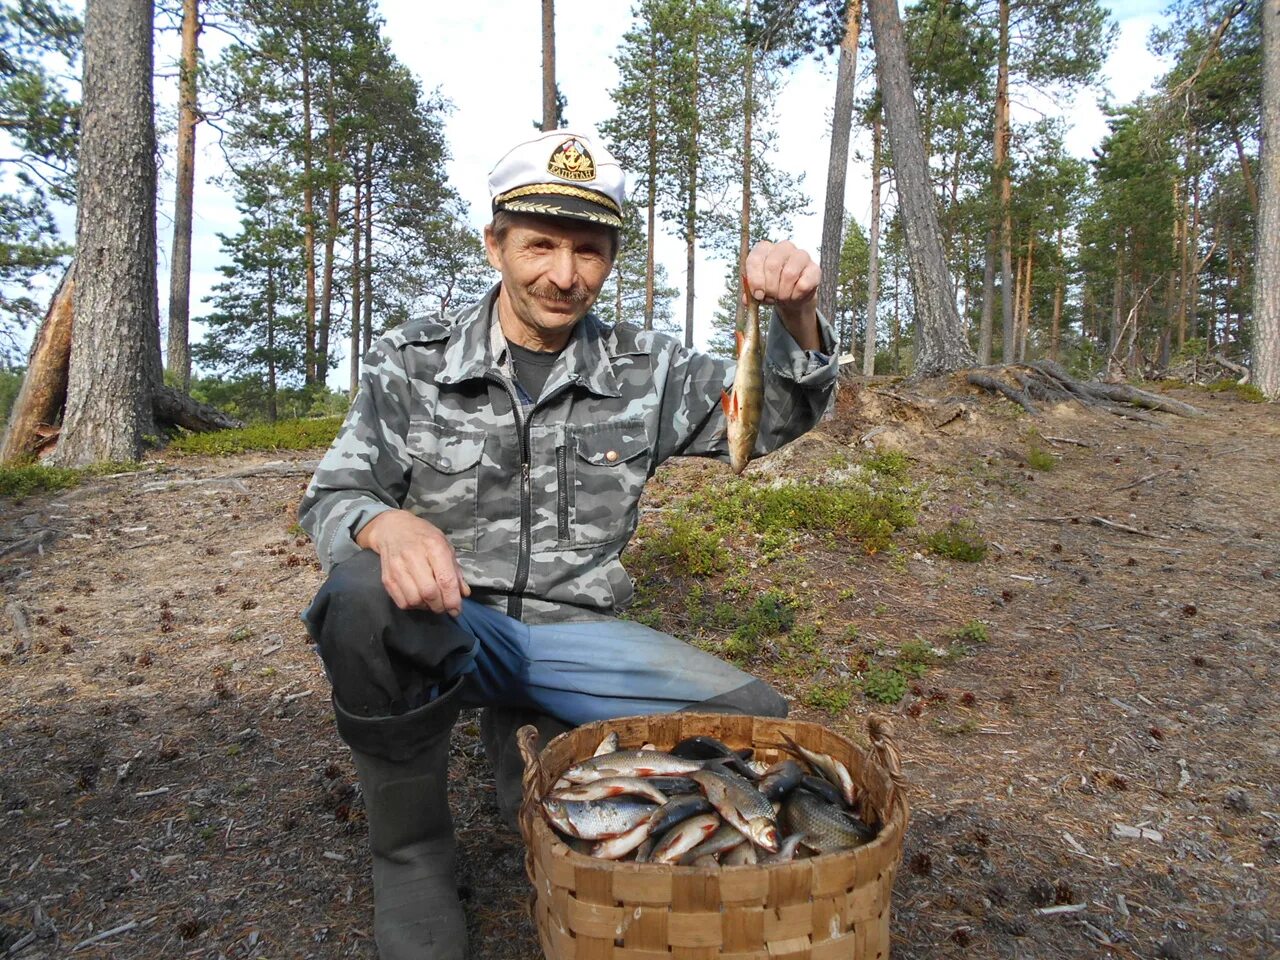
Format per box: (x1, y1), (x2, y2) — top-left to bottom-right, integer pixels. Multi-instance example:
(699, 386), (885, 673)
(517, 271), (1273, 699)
(300, 285), (837, 623)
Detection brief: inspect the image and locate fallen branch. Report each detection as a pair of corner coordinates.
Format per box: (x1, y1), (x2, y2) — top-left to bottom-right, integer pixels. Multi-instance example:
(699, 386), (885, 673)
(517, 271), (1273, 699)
(71, 919), (139, 952)
(1114, 470), (1175, 491)
(1041, 435), (1091, 447)
(1022, 515), (1169, 540)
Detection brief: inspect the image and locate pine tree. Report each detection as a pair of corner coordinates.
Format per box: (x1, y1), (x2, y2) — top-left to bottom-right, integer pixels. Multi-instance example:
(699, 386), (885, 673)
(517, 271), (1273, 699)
(0, 0), (80, 355)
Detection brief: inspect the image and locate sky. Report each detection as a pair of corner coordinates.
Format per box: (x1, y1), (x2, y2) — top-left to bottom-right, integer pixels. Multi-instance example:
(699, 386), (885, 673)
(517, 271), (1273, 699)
(56, 0), (1175, 386)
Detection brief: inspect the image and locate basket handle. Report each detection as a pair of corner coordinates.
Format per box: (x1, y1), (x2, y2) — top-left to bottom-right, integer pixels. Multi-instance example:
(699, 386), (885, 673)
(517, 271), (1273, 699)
(516, 724), (543, 850)
(867, 714), (905, 812)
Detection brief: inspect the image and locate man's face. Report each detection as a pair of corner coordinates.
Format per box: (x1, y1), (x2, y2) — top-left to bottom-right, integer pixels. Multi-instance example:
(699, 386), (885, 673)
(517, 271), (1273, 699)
(484, 214), (614, 351)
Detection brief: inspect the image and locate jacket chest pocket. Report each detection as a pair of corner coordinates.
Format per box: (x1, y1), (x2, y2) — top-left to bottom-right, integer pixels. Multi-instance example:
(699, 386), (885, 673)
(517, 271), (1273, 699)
(563, 421), (650, 547)
(404, 419), (486, 552)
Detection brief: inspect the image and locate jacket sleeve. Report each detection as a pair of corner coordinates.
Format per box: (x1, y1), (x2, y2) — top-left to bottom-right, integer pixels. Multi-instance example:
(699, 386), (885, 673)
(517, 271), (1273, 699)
(298, 342), (415, 572)
(652, 309), (838, 466)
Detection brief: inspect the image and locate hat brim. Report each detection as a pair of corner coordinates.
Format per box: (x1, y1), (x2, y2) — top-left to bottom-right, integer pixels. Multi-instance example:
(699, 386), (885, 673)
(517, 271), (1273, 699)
(494, 193), (622, 229)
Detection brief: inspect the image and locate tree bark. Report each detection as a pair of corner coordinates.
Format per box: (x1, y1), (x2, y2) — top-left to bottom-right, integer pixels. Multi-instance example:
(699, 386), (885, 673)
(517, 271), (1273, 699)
(165, 0), (199, 393)
(0, 271), (74, 463)
(683, 30), (700, 350)
(866, 0), (973, 376)
(818, 0), (862, 325)
(739, 0), (754, 332)
(644, 18), (657, 330)
(542, 0), (557, 130)
(1255, 0), (1278, 400)
(317, 100), (339, 381)
(1050, 226), (1063, 362)
(57, 0), (161, 467)
(995, 0), (1014, 362)
(978, 228), (995, 364)
(301, 51), (318, 385)
(863, 114), (881, 377)
(350, 162), (362, 398)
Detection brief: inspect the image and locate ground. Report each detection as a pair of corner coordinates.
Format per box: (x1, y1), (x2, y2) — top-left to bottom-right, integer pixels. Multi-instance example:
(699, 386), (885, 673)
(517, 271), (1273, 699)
(0, 379), (1276, 960)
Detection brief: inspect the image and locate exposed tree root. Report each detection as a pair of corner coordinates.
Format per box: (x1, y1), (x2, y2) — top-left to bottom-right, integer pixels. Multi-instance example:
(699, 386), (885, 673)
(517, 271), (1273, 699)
(964, 360), (1203, 419)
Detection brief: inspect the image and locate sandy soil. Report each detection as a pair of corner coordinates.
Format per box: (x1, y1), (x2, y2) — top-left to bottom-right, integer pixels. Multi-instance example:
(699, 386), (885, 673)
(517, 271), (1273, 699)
(1, 380), (1276, 960)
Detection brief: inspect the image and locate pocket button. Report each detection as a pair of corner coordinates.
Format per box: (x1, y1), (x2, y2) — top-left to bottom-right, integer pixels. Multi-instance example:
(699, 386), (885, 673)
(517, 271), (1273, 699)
(605, 450), (619, 462)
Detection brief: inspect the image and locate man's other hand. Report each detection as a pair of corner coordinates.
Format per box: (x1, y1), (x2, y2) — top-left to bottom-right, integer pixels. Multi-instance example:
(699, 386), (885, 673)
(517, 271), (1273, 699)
(744, 240), (822, 351)
(355, 510), (471, 615)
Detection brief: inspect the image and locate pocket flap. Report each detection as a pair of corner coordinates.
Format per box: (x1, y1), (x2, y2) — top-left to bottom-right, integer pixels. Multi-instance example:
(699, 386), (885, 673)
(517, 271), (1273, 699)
(408, 420), (485, 474)
(573, 424), (649, 467)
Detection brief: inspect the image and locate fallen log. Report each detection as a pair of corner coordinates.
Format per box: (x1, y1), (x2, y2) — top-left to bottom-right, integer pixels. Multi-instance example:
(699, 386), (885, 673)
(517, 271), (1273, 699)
(0, 269), (74, 463)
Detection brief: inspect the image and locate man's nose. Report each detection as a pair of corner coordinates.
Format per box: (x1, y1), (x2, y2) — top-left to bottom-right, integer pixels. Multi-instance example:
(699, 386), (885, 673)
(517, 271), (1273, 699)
(546, 248), (577, 290)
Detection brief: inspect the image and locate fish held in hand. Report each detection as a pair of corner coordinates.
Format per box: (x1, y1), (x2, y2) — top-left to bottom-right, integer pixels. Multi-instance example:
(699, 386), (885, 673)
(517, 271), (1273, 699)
(722, 276), (764, 475)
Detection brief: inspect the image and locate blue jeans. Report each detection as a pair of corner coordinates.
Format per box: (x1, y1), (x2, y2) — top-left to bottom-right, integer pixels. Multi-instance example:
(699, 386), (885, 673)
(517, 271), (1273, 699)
(303, 551), (785, 729)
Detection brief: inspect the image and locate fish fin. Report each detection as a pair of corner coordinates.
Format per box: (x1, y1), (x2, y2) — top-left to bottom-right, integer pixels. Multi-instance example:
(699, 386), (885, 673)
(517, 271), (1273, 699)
(735, 329), (745, 360)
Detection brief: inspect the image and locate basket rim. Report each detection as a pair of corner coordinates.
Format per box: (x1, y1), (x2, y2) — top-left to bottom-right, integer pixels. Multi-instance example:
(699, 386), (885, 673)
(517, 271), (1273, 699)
(523, 712), (910, 874)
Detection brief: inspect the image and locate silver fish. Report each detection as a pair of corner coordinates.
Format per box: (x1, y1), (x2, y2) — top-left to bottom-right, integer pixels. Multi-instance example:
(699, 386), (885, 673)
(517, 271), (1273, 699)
(689, 768), (779, 853)
(593, 731), (619, 756)
(591, 817), (657, 860)
(561, 750), (704, 784)
(647, 794), (714, 839)
(678, 822), (746, 865)
(651, 813), (721, 865)
(782, 789), (875, 854)
(541, 797), (657, 840)
(550, 777), (670, 806)
(757, 759), (805, 802)
(760, 832), (806, 864)
(780, 733), (857, 807)
(722, 842), (758, 866)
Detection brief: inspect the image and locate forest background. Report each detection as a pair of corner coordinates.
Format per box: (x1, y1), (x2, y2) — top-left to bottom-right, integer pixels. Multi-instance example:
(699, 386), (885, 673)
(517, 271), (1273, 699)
(0, 0), (1267, 430)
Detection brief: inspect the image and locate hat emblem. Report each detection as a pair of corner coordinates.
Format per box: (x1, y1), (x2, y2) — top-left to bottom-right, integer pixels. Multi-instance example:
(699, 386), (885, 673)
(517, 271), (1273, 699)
(547, 138), (596, 182)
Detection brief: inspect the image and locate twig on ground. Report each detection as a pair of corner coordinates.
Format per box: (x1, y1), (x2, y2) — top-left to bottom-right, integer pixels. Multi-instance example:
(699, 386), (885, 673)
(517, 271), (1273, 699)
(1114, 470), (1174, 492)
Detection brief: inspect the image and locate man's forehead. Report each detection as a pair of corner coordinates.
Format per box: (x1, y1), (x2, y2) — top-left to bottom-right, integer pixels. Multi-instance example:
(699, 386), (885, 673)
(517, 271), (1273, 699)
(499, 213), (614, 244)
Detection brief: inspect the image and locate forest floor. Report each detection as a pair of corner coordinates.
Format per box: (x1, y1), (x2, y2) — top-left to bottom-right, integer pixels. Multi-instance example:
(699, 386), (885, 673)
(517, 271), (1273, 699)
(0, 377), (1277, 960)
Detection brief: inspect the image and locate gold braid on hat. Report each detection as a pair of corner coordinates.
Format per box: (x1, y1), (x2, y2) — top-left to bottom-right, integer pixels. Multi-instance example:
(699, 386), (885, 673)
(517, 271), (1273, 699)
(494, 182), (621, 215)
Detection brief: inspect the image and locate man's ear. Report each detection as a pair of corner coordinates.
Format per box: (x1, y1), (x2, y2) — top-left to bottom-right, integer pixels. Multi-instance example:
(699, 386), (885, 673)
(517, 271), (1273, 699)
(483, 225), (503, 271)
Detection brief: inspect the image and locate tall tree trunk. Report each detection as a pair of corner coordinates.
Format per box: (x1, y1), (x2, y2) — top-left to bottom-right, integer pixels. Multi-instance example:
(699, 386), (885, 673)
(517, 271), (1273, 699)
(317, 102), (339, 381)
(350, 165), (362, 398)
(978, 228), (995, 363)
(683, 30), (700, 349)
(1019, 233), (1034, 360)
(738, 0), (754, 334)
(542, 0), (557, 130)
(892, 249), (901, 373)
(165, 0), (199, 393)
(1177, 167), (1190, 348)
(1012, 253), (1025, 360)
(1255, 0), (1278, 400)
(1189, 155), (1202, 340)
(363, 146), (373, 355)
(1235, 132), (1260, 215)
(866, 0), (973, 375)
(301, 52), (318, 385)
(57, 0), (160, 466)
(863, 113), (881, 377)
(644, 19), (657, 329)
(995, 0), (1014, 362)
(817, 0), (862, 324)
(1050, 227), (1063, 362)
(266, 257), (278, 424)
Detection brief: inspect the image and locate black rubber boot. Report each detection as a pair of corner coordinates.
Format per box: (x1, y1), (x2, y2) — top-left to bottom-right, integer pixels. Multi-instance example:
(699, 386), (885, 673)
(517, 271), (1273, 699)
(480, 707), (572, 831)
(336, 679), (467, 960)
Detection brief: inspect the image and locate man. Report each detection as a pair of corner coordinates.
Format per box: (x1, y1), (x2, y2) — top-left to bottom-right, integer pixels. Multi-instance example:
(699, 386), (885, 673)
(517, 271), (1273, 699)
(299, 130), (837, 959)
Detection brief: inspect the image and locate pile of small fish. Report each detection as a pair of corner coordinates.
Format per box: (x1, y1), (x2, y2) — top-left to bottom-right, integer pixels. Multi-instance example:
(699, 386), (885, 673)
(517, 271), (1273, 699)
(539, 731), (879, 866)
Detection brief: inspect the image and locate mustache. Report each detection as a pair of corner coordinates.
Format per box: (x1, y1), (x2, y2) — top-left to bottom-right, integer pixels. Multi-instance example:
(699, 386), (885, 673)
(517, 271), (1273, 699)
(528, 283), (592, 305)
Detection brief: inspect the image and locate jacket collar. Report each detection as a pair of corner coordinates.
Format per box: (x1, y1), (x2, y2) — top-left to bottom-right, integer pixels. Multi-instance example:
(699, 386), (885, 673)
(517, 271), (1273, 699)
(435, 283), (622, 398)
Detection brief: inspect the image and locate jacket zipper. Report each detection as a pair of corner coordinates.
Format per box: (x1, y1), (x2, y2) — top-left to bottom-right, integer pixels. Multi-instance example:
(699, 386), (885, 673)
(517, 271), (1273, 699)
(487, 374), (531, 620)
(487, 373), (578, 621)
(556, 444), (569, 541)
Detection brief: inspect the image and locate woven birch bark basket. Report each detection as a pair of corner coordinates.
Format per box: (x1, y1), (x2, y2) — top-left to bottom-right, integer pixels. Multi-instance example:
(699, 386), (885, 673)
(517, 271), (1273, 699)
(517, 712), (909, 960)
